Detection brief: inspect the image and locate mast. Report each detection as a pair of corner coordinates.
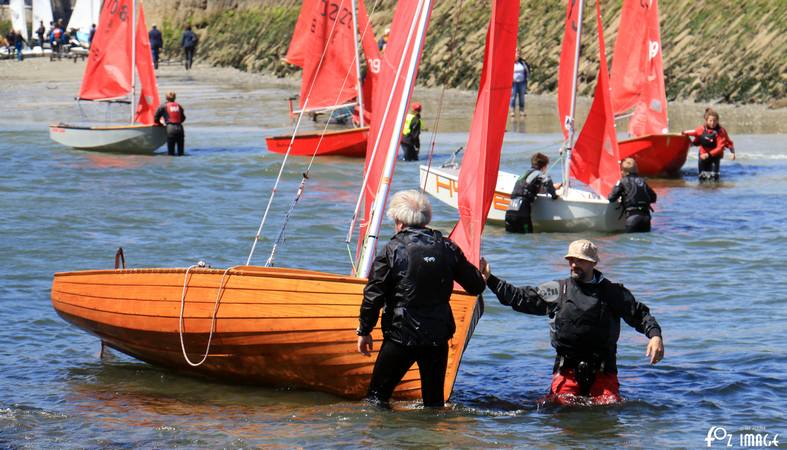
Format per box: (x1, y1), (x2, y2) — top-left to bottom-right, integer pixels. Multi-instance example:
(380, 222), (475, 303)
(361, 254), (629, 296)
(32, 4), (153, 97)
(357, 0), (431, 278)
(562, 0), (584, 190)
(130, 0), (137, 124)
(350, 0), (365, 127)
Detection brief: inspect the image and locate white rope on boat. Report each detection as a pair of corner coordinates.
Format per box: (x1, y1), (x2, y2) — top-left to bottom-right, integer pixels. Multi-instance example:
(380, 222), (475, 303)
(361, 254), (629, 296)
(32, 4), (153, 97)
(178, 264), (239, 367)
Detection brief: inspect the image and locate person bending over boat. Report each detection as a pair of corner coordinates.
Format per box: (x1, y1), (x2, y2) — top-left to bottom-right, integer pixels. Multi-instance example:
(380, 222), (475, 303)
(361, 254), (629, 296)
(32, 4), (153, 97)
(505, 152), (560, 233)
(479, 239), (664, 405)
(682, 108), (735, 181)
(154, 92), (186, 156)
(357, 190), (485, 408)
(608, 158), (657, 233)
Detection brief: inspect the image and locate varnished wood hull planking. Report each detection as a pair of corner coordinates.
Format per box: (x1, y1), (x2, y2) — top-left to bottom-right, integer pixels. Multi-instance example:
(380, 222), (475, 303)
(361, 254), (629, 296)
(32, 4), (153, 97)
(51, 266), (481, 400)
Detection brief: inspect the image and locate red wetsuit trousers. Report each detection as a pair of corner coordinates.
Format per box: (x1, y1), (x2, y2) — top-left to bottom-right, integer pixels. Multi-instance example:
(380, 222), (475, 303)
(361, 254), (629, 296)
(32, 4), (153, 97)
(549, 368), (621, 405)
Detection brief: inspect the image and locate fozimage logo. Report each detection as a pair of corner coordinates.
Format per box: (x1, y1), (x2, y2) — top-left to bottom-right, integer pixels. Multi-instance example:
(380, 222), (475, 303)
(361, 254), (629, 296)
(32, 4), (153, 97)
(705, 426), (780, 447)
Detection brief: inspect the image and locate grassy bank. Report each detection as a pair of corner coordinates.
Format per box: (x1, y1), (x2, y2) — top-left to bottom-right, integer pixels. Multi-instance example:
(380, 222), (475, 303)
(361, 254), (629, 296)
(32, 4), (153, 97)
(139, 0), (787, 105)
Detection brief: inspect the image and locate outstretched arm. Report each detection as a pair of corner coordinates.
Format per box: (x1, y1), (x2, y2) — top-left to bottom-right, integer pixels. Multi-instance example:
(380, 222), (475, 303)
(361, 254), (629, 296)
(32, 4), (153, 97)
(480, 258), (551, 315)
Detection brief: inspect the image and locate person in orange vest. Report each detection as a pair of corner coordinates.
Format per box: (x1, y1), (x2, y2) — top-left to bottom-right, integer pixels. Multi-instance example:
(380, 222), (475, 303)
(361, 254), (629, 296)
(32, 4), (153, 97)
(154, 92), (187, 156)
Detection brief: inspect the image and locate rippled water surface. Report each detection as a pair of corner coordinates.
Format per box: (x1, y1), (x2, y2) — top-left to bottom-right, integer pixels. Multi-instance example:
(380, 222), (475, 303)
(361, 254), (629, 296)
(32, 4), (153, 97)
(1, 66), (785, 448)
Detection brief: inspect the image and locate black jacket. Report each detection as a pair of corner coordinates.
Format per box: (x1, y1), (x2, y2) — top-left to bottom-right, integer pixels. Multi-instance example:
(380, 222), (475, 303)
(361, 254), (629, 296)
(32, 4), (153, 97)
(181, 30), (198, 49)
(487, 270), (661, 371)
(359, 227), (485, 346)
(608, 174), (656, 214)
(149, 28), (163, 49)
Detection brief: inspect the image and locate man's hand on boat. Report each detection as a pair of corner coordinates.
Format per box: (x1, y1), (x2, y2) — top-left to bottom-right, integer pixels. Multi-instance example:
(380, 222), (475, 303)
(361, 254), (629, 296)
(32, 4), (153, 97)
(357, 334), (373, 356)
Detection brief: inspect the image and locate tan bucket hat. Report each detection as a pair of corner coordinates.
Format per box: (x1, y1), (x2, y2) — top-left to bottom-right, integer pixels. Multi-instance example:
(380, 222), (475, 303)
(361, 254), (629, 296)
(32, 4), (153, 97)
(564, 239), (599, 263)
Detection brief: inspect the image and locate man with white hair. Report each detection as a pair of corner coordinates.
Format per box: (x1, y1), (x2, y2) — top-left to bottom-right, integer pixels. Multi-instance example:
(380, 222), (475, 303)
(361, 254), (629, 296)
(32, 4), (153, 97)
(479, 239), (664, 405)
(357, 189), (485, 407)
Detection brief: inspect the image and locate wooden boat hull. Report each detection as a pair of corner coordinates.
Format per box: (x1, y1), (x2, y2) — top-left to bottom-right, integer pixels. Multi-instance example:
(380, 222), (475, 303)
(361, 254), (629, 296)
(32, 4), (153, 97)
(618, 133), (691, 178)
(420, 165), (625, 232)
(49, 123), (167, 154)
(265, 127), (368, 158)
(51, 265), (482, 401)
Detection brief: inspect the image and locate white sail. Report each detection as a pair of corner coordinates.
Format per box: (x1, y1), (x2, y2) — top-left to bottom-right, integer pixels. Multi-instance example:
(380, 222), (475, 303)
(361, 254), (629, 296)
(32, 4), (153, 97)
(10, 0), (29, 42)
(32, 0), (54, 40)
(67, 0), (102, 43)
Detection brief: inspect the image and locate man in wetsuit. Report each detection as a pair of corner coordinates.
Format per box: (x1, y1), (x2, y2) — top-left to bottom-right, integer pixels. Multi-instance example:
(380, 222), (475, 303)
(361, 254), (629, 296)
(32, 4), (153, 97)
(400, 103), (422, 161)
(357, 190), (485, 408)
(154, 91), (186, 156)
(505, 152), (560, 233)
(480, 239), (664, 405)
(608, 157), (657, 233)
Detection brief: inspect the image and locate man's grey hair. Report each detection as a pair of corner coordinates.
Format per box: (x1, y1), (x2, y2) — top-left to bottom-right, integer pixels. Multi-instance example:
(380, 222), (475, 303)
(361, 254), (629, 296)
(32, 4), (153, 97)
(386, 189), (432, 227)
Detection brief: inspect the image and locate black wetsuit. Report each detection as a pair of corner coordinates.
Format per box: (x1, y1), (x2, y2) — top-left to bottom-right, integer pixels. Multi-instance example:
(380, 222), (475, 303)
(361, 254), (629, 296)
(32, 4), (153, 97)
(505, 168), (558, 233)
(359, 227), (485, 406)
(608, 174), (657, 232)
(154, 102), (186, 156)
(401, 112), (421, 161)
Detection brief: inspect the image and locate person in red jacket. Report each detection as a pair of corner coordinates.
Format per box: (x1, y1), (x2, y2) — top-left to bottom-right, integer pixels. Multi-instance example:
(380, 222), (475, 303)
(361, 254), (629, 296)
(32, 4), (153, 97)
(682, 108), (735, 181)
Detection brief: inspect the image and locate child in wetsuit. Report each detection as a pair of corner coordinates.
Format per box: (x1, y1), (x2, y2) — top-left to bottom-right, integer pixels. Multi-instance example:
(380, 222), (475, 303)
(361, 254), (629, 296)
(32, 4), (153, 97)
(682, 108), (736, 181)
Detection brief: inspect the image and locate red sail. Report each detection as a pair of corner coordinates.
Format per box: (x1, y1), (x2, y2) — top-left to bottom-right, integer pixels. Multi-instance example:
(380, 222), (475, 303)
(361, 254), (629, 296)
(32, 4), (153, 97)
(133, 2), (160, 125)
(449, 0), (519, 266)
(357, 0), (380, 124)
(557, 0), (581, 138)
(356, 0), (432, 262)
(610, 0), (668, 136)
(570, 0), (620, 197)
(299, 0), (359, 110)
(78, 0), (133, 100)
(283, 0), (319, 67)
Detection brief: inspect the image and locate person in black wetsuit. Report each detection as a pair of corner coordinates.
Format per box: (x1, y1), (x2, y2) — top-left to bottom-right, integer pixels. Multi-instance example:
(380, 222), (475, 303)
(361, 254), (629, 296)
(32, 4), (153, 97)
(357, 190), (485, 408)
(505, 152), (560, 233)
(154, 91), (186, 156)
(608, 157), (657, 233)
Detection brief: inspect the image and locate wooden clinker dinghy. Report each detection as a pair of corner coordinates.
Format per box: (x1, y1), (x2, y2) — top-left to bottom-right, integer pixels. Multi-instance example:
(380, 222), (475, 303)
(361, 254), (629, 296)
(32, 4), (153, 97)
(51, 265), (481, 400)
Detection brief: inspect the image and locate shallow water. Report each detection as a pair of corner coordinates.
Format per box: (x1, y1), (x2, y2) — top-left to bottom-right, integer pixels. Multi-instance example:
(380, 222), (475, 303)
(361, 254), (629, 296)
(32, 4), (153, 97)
(1, 66), (786, 448)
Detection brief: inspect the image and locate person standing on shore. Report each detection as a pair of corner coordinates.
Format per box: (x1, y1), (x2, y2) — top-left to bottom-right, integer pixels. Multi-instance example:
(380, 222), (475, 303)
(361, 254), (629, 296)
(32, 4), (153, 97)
(36, 21), (46, 48)
(510, 48), (530, 118)
(149, 25), (163, 69)
(480, 239), (664, 405)
(181, 26), (198, 70)
(608, 158), (657, 233)
(13, 31), (26, 62)
(154, 92), (186, 156)
(357, 190), (485, 408)
(682, 108), (736, 181)
(88, 24), (96, 47)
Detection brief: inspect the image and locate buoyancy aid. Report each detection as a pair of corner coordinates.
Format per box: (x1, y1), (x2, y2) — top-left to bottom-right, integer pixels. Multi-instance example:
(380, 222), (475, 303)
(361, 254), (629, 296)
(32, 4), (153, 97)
(402, 112), (418, 137)
(620, 176), (652, 213)
(165, 102), (183, 124)
(509, 168), (543, 211)
(697, 126), (719, 150)
(552, 278), (617, 364)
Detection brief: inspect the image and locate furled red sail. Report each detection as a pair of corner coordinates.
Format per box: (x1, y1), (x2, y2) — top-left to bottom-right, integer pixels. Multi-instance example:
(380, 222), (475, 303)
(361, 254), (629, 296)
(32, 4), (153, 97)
(557, 0), (581, 138)
(610, 0), (668, 136)
(283, 0), (319, 67)
(78, 0), (133, 101)
(133, 2), (160, 125)
(569, 0), (620, 197)
(298, 0), (360, 110)
(355, 0), (433, 269)
(449, 0), (519, 266)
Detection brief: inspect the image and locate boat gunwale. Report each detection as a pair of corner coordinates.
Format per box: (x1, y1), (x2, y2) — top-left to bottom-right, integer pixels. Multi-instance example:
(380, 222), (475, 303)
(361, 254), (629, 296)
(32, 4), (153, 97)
(266, 126), (370, 140)
(48, 123), (163, 131)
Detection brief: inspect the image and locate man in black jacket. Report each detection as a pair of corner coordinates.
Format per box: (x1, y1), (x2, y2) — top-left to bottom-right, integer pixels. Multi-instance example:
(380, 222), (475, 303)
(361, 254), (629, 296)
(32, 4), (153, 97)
(357, 189), (485, 407)
(181, 25), (198, 70)
(480, 239), (664, 405)
(149, 25), (163, 69)
(608, 157), (657, 232)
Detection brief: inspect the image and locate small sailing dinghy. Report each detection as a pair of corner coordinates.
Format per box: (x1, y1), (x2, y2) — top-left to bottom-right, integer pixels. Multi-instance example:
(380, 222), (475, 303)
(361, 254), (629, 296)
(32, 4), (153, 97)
(611, 0), (690, 177)
(423, 0), (624, 233)
(52, 0), (513, 401)
(49, 0), (166, 154)
(264, 0), (380, 158)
